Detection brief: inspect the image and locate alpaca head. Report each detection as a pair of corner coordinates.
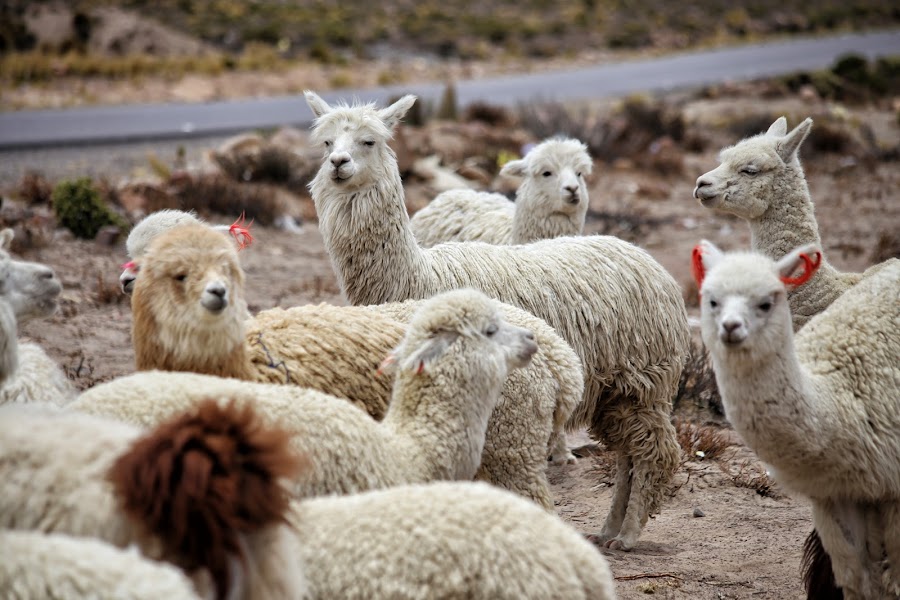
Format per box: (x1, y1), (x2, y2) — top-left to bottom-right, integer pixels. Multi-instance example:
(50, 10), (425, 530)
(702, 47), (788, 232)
(0, 228), (62, 322)
(305, 91), (416, 193)
(694, 240), (822, 356)
(693, 117), (813, 219)
(132, 223), (247, 365)
(501, 137), (592, 219)
(385, 289), (537, 383)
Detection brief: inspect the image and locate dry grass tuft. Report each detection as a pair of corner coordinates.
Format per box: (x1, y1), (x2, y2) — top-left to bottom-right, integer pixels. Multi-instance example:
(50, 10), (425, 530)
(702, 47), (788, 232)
(675, 418), (732, 461)
(673, 339), (722, 415)
(93, 271), (124, 305)
(15, 171), (53, 205)
(723, 460), (785, 500)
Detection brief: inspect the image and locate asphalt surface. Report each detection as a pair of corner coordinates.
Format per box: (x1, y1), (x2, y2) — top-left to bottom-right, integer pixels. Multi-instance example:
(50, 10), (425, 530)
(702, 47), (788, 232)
(0, 29), (898, 150)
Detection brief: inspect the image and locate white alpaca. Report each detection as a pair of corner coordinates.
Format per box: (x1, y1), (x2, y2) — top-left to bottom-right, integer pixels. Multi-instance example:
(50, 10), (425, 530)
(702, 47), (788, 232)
(0, 530), (201, 600)
(74, 288), (538, 496)
(411, 137), (592, 247)
(693, 116), (897, 329)
(304, 91), (691, 550)
(0, 400), (615, 600)
(129, 222), (582, 509)
(0, 229), (74, 405)
(694, 240), (900, 599)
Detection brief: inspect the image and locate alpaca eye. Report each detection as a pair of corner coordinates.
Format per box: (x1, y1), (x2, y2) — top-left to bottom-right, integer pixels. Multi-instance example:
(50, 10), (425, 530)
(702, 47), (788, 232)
(324, 140), (332, 148)
(576, 172), (582, 178)
(174, 274), (187, 282)
(542, 171), (552, 178)
(758, 301), (772, 312)
(363, 140), (375, 147)
(485, 324), (498, 337)
(709, 299), (718, 309)
(740, 165), (759, 175)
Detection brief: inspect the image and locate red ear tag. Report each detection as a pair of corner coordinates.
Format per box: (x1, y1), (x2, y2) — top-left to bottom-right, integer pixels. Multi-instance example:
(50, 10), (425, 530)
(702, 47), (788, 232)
(229, 212), (254, 251)
(691, 245), (706, 290)
(121, 260), (137, 271)
(780, 252), (822, 287)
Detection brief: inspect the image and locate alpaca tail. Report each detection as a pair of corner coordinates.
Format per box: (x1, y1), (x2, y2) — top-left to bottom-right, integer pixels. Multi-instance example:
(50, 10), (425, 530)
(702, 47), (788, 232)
(801, 528), (843, 600)
(108, 399), (305, 600)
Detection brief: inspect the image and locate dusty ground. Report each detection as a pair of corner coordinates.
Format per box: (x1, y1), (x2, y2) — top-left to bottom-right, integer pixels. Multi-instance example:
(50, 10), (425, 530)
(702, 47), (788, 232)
(5, 90), (899, 599)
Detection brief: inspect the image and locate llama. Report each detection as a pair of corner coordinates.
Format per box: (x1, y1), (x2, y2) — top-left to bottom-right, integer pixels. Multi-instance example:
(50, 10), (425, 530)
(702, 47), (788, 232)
(693, 116), (897, 329)
(130, 222), (583, 509)
(304, 90), (691, 550)
(411, 137), (592, 247)
(694, 240), (900, 599)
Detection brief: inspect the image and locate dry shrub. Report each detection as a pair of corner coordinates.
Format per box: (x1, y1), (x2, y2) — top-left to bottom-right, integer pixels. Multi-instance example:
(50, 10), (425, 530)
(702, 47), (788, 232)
(212, 143), (315, 195)
(463, 102), (513, 127)
(585, 208), (674, 243)
(63, 351), (111, 391)
(872, 231), (900, 263)
(16, 171), (53, 205)
(723, 459), (785, 500)
(674, 418), (731, 461)
(169, 172), (291, 226)
(673, 339), (722, 415)
(93, 271), (123, 305)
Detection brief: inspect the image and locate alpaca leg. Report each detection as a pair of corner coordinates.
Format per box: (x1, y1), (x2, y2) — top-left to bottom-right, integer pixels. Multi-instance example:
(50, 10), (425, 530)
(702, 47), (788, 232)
(590, 453), (631, 546)
(548, 430), (577, 465)
(813, 501), (873, 600)
(882, 502), (900, 597)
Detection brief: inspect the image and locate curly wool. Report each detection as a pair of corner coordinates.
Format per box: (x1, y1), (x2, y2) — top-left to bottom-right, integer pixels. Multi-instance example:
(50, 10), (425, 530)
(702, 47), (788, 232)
(0, 530), (201, 600)
(306, 91), (690, 549)
(131, 224), (583, 510)
(699, 244), (900, 598)
(411, 137), (592, 247)
(692, 117), (896, 329)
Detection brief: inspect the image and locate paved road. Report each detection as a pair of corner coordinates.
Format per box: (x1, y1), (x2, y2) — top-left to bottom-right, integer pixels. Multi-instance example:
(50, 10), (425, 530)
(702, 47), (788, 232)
(1, 29), (898, 149)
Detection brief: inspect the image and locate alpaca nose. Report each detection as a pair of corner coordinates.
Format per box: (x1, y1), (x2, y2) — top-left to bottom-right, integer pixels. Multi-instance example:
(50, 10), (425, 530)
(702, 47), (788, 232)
(37, 266), (55, 280)
(201, 282), (228, 313)
(563, 185), (580, 203)
(693, 177), (711, 199)
(207, 283), (226, 298)
(722, 319), (741, 333)
(330, 153), (350, 168)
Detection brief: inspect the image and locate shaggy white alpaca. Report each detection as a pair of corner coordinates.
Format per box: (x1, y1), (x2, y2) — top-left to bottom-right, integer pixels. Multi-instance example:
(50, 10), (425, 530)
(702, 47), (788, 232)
(411, 137), (592, 247)
(305, 90), (691, 550)
(0, 229), (74, 405)
(0, 530), (201, 600)
(0, 400), (615, 600)
(129, 222), (582, 509)
(75, 288), (538, 495)
(693, 116), (897, 329)
(694, 240), (900, 600)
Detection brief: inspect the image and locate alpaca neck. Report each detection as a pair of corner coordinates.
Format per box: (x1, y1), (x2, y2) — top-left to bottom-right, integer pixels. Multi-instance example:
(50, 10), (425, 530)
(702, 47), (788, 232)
(0, 301), (18, 385)
(311, 155), (431, 306)
(381, 366), (502, 482)
(711, 320), (832, 473)
(749, 163), (842, 327)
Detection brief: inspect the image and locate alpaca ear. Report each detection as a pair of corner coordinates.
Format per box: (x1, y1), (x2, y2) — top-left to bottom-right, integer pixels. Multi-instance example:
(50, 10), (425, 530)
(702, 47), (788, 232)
(766, 117), (788, 137)
(0, 229), (14, 251)
(398, 331), (460, 375)
(378, 95), (417, 131)
(304, 90), (332, 119)
(775, 117), (813, 163)
(691, 239), (724, 288)
(500, 159), (527, 178)
(776, 244), (822, 287)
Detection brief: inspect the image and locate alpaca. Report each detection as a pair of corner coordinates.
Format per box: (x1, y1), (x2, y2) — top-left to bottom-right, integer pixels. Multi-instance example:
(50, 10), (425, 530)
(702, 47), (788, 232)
(0, 530), (201, 600)
(130, 222), (583, 509)
(0, 228), (74, 405)
(0, 400), (616, 600)
(304, 90), (691, 550)
(692, 116), (897, 330)
(694, 240), (900, 599)
(411, 137), (592, 247)
(77, 288), (538, 498)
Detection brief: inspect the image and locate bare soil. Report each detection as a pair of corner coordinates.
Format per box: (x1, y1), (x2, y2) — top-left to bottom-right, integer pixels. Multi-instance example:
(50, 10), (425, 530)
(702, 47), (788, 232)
(7, 90), (899, 599)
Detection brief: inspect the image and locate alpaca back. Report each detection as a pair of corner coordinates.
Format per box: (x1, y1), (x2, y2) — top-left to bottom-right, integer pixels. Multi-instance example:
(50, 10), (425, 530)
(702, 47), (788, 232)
(412, 190), (515, 247)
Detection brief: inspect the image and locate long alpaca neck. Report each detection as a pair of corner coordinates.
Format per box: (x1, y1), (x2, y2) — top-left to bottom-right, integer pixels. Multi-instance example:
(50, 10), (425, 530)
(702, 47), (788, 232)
(711, 320), (834, 486)
(381, 366), (502, 482)
(0, 301), (19, 386)
(311, 155), (431, 306)
(749, 164), (843, 327)
(511, 183), (577, 244)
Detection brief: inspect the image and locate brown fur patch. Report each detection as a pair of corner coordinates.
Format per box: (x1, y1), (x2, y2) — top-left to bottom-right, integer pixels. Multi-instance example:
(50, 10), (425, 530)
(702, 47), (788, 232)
(801, 529), (842, 600)
(108, 399), (305, 600)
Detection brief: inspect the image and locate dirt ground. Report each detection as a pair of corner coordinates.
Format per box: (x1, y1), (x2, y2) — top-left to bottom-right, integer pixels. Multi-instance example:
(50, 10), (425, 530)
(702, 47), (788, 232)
(7, 91), (899, 599)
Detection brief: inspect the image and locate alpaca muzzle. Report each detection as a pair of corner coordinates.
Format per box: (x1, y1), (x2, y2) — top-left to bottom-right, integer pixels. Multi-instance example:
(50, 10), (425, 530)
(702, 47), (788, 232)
(201, 283), (228, 313)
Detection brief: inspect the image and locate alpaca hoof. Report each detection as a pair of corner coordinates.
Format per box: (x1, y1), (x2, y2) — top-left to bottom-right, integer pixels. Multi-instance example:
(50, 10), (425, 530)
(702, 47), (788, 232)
(605, 538), (633, 552)
(548, 450), (578, 466)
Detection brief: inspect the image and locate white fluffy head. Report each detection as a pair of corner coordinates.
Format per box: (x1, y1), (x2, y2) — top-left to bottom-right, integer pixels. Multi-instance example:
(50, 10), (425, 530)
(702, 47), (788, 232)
(695, 240), (822, 357)
(386, 289), (537, 378)
(305, 91), (416, 193)
(693, 117), (813, 219)
(501, 137), (592, 219)
(0, 228), (62, 322)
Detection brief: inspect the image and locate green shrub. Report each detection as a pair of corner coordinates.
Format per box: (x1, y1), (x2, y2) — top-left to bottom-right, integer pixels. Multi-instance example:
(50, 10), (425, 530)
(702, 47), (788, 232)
(51, 177), (128, 239)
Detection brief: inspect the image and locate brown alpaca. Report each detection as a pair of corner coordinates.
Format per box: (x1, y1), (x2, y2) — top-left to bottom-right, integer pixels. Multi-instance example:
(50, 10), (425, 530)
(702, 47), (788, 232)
(130, 223), (585, 510)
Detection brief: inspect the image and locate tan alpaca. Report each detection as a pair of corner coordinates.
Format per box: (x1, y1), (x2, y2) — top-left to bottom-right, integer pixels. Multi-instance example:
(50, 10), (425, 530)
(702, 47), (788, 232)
(130, 223), (584, 509)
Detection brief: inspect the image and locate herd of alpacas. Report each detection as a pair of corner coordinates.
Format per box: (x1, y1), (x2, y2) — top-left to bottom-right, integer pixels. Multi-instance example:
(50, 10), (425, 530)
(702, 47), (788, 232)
(0, 90), (897, 599)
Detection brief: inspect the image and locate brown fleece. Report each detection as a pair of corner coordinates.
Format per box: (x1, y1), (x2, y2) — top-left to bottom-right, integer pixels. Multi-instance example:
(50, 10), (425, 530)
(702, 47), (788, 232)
(801, 529), (843, 600)
(108, 399), (305, 600)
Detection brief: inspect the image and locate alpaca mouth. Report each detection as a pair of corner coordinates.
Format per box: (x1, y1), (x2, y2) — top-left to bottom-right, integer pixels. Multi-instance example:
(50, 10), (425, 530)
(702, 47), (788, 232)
(567, 194), (580, 205)
(201, 296), (227, 313)
(331, 169), (351, 183)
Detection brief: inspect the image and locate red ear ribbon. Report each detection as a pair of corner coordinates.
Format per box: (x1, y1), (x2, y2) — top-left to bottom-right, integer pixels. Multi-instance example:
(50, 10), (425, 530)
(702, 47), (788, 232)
(691, 245), (706, 288)
(229, 212), (254, 251)
(780, 252), (822, 287)
(121, 260), (137, 271)
(375, 354), (396, 378)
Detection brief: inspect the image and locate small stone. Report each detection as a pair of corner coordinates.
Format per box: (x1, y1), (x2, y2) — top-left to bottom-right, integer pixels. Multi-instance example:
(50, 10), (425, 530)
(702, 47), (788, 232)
(693, 507), (706, 518)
